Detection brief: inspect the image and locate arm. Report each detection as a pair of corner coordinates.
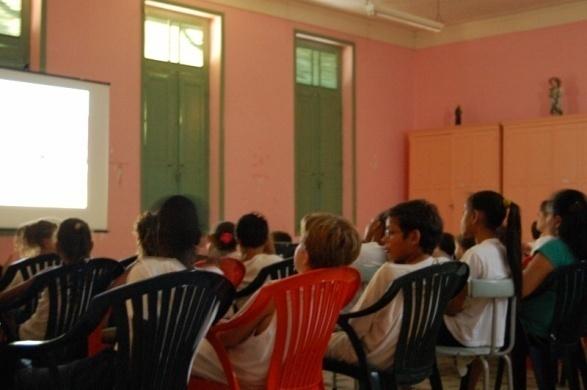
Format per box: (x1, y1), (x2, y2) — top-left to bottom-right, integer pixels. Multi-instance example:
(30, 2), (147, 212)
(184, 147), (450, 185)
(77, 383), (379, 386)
(522, 253), (554, 298)
(218, 302), (274, 347)
(0, 278), (34, 306)
(445, 285), (467, 316)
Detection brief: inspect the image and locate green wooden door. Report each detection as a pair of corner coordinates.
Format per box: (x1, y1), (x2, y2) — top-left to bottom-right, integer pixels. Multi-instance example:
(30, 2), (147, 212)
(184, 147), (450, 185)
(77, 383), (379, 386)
(142, 61), (180, 210)
(142, 60), (209, 224)
(178, 67), (209, 225)
(295, 40), (342, 226)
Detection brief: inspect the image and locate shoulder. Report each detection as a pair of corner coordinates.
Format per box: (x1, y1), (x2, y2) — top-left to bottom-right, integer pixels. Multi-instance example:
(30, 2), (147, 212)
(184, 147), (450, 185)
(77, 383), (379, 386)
(536, 238), (576, 267)
(127, 257), (186, 284)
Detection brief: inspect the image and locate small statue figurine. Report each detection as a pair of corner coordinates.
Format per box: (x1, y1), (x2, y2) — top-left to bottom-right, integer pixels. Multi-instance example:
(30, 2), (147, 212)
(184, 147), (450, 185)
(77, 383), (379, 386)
(455, 105), (462, 126)
(549, 77), (563, 116)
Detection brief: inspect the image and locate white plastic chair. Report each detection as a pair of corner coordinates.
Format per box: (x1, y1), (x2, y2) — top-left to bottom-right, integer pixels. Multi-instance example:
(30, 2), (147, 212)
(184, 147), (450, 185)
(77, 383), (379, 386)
(436, 279), (517, 390)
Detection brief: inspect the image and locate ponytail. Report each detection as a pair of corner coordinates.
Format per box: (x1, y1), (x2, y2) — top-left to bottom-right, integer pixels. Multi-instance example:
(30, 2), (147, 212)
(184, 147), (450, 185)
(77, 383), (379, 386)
(468, 191), (522, 298)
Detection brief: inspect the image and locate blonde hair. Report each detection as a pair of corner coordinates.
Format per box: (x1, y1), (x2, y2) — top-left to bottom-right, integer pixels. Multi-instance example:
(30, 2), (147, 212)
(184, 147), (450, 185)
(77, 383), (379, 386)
(301, 213), (361, 268)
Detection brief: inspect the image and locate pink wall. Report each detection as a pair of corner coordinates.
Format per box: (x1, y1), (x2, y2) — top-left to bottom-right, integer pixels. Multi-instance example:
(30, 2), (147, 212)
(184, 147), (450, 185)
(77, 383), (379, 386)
(413, 21), (587, 129)
(3, 3), (586, 261)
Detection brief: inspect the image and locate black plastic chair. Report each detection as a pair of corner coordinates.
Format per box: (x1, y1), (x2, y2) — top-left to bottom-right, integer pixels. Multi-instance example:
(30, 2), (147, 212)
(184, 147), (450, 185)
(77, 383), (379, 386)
(524, 261), (587, 390)
(118, 255), (138, 269)
(324, 261), (470, 390)
(0, 259), (123, 346)
(0, 253), (61, 292)
(7, 270), (235, 390)
(233, 258), (297, 310)
(274, 242), (298, 259)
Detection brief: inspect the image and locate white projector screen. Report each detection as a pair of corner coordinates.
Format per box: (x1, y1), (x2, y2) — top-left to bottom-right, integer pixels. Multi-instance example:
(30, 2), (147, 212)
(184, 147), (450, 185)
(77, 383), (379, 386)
(0, 68), (109, 230)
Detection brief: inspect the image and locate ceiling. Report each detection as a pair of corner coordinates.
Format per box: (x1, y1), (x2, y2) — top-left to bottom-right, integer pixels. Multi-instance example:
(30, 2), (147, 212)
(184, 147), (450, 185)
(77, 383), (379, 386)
(301, 0), (584, 26)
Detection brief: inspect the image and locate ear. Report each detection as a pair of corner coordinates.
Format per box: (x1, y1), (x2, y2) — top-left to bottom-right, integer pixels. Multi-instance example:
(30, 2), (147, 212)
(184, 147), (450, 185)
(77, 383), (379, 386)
(552, 215), (562, 231)
(408, 229), (421, 247)
(471, 210), (481, 225)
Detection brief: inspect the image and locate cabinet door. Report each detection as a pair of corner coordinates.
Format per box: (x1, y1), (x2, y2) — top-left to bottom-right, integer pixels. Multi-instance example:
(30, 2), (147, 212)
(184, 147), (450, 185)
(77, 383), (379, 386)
(452, 128), (501, 232)
(409, 132), (453, 232)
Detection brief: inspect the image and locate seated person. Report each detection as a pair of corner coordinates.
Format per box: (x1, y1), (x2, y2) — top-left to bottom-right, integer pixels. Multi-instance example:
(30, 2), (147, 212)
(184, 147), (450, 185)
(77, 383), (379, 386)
(0, 218), (93, 341)
(127, 195), (206, 283)
(437, 191), (521, 390)
(207, 221), (240, 259)
(191, 213), (361, 388)
(326, 199), (444, 369)
(3, 219), (58, 289)
(235, 213), (282, 291)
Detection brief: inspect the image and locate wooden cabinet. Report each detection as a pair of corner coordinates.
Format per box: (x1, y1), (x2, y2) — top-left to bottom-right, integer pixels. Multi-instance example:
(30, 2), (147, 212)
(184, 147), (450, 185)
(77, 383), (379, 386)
(409, 125), (501, 234)
(502, 115), (587, 240)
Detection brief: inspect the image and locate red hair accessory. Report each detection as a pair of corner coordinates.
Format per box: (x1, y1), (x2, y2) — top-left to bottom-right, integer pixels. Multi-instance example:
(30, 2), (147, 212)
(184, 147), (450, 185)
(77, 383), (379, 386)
(219, 232), (233, 244)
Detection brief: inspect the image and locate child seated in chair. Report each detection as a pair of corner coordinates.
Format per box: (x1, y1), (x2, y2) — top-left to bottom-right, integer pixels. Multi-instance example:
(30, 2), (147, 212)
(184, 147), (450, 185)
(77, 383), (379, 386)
(235, 213), (282, 290)
(191, 213), (361, 389)
(326, 199), (444, 369)
(0, 218), (93, 342)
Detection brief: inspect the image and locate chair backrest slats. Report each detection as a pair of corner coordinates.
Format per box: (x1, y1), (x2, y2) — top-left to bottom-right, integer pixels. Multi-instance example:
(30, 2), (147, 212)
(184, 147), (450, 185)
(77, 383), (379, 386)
(234, 258), (297, 302)
(393, 262), (469, 385)
(265, 267), (360, 389)
(102, 270), (234, 390)
(548, 261), (587, 345)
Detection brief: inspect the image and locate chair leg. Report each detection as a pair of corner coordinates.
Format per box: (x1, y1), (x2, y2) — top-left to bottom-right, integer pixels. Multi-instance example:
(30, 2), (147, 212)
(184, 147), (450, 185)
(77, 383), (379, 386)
(563, 351), (581, 390)
(502, 354), (514, 390)
(494, 358), (504, 390)
(429, 363), (443, 390)
(480, 357), (490, 390)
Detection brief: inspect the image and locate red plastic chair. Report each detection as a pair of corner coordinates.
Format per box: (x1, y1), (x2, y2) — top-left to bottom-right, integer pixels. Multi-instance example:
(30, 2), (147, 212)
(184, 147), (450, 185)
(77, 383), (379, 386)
(193, 266), (360, 390)
(195, 257), (245, 288)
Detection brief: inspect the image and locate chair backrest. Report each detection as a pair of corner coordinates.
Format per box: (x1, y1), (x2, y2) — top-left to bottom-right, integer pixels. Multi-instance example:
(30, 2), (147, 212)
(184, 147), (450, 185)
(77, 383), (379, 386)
(467, 278), (517, 355)
(392, 262), (469, 385)
(29, 259), (124, 340)
(547, 261), (587, 345)
(235, 258), (297, 300)
(262, 267), (359, 389)
(274, 242), (298, 259)
(217, 257), (246, 287)
(119, 255), (139, 269)
(100, 270), (234, 390)
(0, 253), (61, 291)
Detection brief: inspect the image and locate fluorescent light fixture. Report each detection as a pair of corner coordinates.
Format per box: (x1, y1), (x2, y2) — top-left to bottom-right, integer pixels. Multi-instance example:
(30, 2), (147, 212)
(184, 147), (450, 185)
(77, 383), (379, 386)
(375, 9), (444, 33)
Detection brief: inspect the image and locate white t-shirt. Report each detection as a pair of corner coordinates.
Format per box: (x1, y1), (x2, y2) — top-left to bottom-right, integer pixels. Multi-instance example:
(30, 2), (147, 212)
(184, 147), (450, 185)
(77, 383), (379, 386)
(241, 253), (282, 288)
(192, 311), (276, 389)
(351, 242), (387, 284)
(327, 256), (442, 370)
(443, 238), (510, 347)
(126, 256), (187, 284)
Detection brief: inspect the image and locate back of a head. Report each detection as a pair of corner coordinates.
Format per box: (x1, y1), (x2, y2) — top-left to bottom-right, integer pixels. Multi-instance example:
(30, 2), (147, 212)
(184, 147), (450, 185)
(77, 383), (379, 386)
(157, 195), (202, 264)
(271, 230), (293, 243)
(388, 199), (443, 255)
(236, 213), (269, 249)
(19, 219), (58, 257)
(552, 189), (587, 260)
(438, 232), (456, 258)
(468, 190), (522, 297)
(303, 213), (361, 268)
(57, 218), (92, 264)
(211, 221), (237, 252)
(135, 211), (158, 257)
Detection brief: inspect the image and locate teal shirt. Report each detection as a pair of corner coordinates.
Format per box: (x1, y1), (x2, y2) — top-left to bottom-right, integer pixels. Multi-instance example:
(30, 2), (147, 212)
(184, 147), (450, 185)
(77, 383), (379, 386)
(520, 238), (576, 337)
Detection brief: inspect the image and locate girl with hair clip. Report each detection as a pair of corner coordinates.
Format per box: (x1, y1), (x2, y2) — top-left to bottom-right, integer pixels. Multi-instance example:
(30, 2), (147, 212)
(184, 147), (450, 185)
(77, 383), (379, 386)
(207, 221), (239, 259)
(437, 190), (521, 390)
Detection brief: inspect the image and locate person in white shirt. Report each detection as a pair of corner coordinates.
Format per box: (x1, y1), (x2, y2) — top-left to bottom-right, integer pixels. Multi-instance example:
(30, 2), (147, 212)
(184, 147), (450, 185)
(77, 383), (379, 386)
(530, 199), (555, 255)
(233, 213), (281, 308)
(438, 190), (522, 390)
(326, 199), (444, 370)
(207, 221), (240, 260)
(192, 212), (361, 389)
